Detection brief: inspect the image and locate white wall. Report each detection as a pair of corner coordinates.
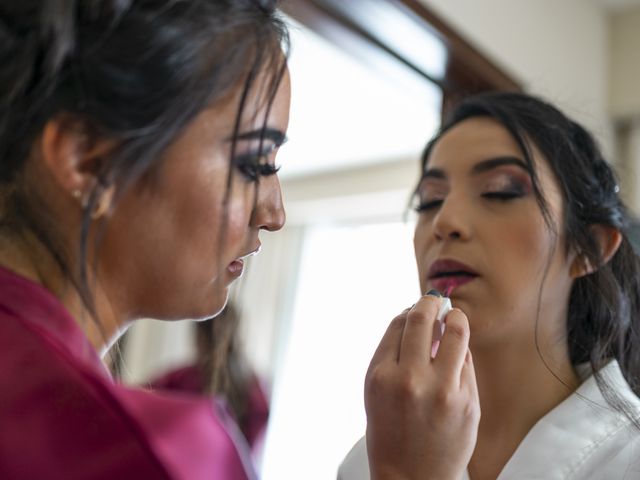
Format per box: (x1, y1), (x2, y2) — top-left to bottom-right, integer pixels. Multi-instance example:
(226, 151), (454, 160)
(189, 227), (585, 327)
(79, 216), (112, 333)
(610, 7), (640, 120)
(608, 7), (640, 211)
(283, 157), (420, 224)
(419, 0), (613, 154)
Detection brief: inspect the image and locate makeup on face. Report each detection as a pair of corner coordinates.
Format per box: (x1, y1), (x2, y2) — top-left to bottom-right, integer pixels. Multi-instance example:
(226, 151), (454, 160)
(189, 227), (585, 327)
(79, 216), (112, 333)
(229, 127), (288, 182)
(428, 259), (479, 296)
(415, 155), (532, 213)
(416, 157), (532, 296)
(414, 117), (572, 349)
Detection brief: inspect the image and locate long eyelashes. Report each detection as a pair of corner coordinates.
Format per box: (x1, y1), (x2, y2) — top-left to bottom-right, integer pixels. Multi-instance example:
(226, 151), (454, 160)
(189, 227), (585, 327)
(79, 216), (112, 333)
(481, 190), (525, 201)
(234, 146), (281, 181)
(415, 199), (443, 212)
(414, 189), (525, 213)
(235, 157), (281, 181)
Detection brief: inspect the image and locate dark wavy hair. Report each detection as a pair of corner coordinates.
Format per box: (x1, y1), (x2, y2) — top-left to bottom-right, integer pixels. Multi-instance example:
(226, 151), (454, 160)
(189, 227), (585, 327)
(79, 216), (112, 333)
(415, 92), (640, 424)
(194, 303), (251, 421)
(0, 0), (289, 325)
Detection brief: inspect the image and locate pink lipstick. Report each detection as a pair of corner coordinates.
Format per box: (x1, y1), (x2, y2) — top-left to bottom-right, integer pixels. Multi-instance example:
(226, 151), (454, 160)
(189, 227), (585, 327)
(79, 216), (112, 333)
(227, 259), (244, 277)
(431, 295), (452, 359)
(428, 259), (478, 294)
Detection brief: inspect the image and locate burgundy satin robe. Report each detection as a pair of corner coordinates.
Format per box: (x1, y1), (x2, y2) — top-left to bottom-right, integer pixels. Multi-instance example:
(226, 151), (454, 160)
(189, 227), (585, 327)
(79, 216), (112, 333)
(0, 266), (255, 479)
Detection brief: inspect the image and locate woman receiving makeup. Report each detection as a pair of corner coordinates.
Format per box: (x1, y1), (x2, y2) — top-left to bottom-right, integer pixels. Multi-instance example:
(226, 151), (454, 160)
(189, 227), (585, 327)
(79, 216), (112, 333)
(340, 92), (640, 480)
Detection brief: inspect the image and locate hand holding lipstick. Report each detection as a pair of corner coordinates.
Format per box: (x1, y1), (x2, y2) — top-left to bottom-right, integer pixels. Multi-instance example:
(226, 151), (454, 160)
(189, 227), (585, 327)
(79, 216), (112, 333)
(364, 291), (480, 480)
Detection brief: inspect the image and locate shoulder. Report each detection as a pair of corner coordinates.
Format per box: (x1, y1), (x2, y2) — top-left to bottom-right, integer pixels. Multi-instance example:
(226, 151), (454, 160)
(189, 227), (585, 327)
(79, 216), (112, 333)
(0, 309), (172, 478)
(572, 361), (640, 478)
(572, 422), (640, 478)
(147, 364), (204, 393)
(0, 309), (249, 479)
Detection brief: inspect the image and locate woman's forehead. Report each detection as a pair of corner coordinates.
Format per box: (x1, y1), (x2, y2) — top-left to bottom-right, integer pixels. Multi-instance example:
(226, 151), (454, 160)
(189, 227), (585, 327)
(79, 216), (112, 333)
(427, 117), (555, 180)
(430, 117), (523, 166)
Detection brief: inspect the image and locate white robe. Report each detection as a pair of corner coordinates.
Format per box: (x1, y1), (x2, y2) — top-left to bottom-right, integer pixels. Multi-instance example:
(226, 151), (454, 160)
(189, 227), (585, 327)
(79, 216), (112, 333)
(338, 361), (640, 479)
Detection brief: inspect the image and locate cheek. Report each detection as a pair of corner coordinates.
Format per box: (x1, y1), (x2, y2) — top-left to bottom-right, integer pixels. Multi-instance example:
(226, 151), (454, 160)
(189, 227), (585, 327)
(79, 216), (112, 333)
(217, 178), (257, 245)
(494, 214), (555, 286)
(413, 223), (431, 285)
(223, 197), (251, 242)
(173, 188), (223, 245)
(169, 163), (238, 251)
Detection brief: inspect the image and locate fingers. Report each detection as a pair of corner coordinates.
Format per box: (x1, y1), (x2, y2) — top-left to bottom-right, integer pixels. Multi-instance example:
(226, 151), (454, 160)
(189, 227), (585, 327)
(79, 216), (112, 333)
(434, 308), (471, 385)
(369, 309), (409, 367)
(398, 294), (442, 367)
(461, 350), (479, 399)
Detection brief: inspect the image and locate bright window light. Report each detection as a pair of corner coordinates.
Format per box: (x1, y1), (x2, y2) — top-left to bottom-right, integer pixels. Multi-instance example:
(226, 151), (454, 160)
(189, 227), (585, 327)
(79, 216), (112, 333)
(261, 221), (421, 480)
(279, 18), (442, 179)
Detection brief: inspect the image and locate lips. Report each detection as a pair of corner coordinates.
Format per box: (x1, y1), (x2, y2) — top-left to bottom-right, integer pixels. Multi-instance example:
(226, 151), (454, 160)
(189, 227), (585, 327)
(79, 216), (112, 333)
(227, 245), (262, 277)
(427, 259), (478, 294)
(227, 259), (244, 275)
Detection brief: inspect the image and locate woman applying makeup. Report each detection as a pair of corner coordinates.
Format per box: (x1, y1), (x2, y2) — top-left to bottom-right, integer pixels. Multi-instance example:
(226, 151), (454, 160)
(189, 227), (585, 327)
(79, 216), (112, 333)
(340, 92), (640, 479)
(0, 1), (291, 478)
(0, 2), (471, 478)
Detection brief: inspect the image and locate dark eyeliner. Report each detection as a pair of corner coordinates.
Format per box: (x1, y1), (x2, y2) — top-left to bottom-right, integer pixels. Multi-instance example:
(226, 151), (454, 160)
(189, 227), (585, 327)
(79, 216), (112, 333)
(234, 149), (281, 181)
(414, 199), (443, 212)
(481, 190), (524, 201)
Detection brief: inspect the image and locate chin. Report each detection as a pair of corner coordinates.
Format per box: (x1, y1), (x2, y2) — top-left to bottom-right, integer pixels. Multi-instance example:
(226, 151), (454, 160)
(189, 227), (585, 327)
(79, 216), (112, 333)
(157, 293), (228, 322)
(200, 289), (229, 319)
(190, 302), (228, 322)
(145, 280), (230, 321)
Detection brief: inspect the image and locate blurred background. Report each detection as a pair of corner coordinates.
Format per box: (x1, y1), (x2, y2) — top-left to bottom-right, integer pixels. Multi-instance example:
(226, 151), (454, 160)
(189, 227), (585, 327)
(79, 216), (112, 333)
(110, 0), (640, 478)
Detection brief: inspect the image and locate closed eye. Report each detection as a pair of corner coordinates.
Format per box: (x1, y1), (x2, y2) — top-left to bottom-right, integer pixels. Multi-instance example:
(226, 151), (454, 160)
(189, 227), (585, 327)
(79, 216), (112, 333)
(481, 191), (524, 201)
(414, 199), (443, 212)
(234, 140), (282, 181)
(235, 154), (281, 182)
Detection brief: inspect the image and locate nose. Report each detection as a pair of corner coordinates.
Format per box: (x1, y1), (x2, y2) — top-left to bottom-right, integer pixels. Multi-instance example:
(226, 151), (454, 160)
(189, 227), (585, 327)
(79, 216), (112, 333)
(251, 177), (286, 232)
(432, 194), (470, 242)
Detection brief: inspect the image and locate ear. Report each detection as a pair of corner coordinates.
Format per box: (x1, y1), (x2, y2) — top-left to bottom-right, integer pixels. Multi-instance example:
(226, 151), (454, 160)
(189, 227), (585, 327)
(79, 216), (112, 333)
(40, 114), (116, 200)
(570, 225), (622, 279)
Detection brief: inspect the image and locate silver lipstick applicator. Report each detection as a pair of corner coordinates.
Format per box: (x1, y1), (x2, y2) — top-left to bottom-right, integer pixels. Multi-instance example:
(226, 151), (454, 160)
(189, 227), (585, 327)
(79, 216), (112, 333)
(431, 295), (452, 358)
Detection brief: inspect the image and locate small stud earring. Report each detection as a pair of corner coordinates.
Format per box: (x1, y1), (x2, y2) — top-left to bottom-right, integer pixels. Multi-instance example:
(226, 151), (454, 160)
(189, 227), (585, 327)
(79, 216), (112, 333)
(72, 189), (89, 209)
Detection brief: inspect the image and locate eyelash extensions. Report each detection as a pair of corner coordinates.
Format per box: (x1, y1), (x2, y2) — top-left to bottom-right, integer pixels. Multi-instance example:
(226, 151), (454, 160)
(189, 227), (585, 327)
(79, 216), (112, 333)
(415, 188), (525, 213)
(235, 157), (281, 181)
(234, 143), (282, 181)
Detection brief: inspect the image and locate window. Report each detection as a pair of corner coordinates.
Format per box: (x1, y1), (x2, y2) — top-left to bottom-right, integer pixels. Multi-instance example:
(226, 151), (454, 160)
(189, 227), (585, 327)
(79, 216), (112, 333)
(261, 221), (419, 479)
(251, 3), (521, 476)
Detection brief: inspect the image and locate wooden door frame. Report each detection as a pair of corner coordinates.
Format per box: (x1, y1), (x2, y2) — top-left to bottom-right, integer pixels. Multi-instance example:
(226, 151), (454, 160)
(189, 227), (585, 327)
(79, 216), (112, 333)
(281, 0), (522, 117)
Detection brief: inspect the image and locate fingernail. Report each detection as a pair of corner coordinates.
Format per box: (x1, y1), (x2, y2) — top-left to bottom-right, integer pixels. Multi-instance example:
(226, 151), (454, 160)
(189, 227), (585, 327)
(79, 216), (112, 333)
(431, 340), (440, 359)
(425, 289), (442, 297)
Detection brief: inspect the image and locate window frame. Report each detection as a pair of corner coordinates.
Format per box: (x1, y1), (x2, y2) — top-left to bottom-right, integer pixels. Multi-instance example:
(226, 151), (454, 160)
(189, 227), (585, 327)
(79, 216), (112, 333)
(281, 0), (522, 118)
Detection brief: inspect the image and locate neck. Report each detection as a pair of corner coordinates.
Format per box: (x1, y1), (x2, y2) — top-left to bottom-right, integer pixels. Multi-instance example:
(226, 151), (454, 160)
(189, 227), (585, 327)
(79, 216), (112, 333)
(467, 328), (580, 480)
(0, 230), (124, 356)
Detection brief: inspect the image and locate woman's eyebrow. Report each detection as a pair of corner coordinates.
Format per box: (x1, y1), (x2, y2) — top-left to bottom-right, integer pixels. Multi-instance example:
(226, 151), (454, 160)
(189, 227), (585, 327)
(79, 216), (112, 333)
(423, 155), (530, 180)
(422, 168), (446, 180)
(229, 127), (287, 145)
(470, 156), (530, 175)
